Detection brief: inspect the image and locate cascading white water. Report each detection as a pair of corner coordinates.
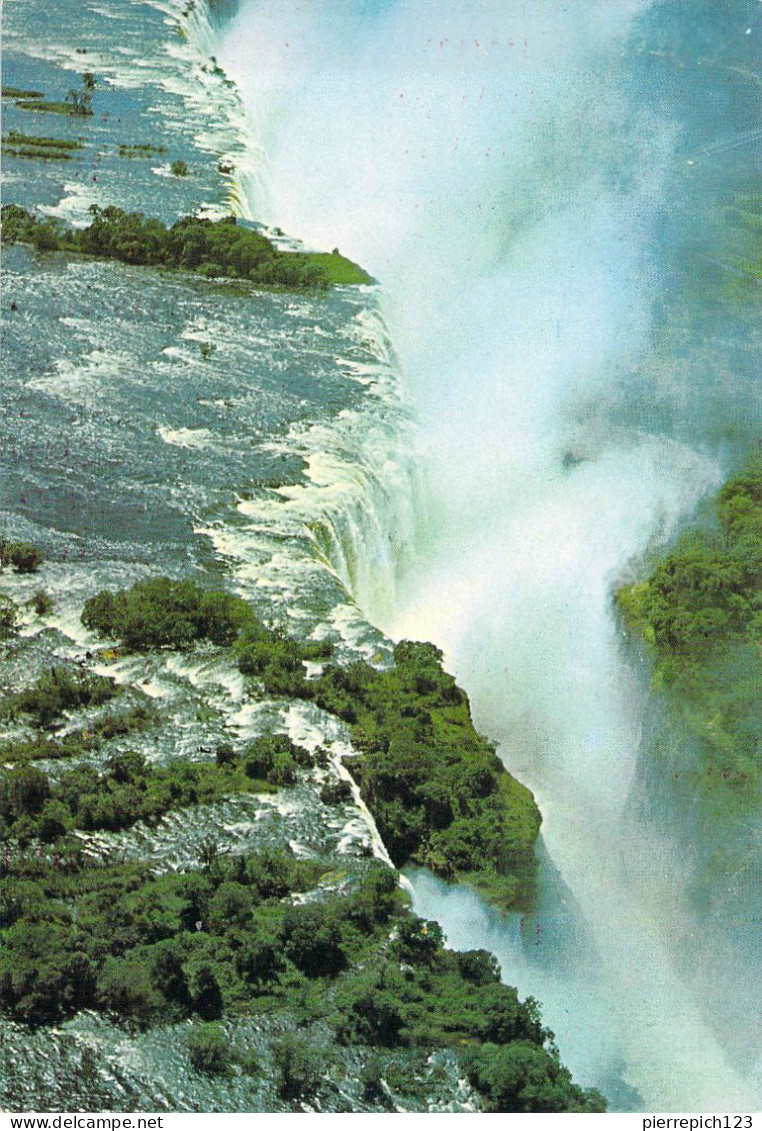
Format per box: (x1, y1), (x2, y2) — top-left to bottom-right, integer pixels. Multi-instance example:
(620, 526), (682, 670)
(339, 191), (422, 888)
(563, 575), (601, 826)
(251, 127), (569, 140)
(216, 0), (759, 1111)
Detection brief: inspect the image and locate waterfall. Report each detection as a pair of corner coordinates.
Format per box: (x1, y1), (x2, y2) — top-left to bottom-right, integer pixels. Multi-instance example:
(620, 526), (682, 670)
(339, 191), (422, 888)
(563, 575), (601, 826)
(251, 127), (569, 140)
(210, 0), (761, 1111)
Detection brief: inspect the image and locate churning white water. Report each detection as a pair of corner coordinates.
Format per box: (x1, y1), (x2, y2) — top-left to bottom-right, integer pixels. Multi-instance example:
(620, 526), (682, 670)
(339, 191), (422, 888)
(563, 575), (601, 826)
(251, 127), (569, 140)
(218, 0), (759, 1111)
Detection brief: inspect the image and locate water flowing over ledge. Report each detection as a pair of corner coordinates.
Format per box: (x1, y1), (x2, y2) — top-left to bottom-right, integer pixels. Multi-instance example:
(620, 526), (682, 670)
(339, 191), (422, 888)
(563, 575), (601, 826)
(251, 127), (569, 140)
(1, 0), (759, 1112)
(213, 0), (761, 1110)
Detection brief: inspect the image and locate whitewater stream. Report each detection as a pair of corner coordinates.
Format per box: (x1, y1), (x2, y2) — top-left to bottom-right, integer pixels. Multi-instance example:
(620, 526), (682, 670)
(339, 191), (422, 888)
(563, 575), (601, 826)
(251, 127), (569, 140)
(216, 0), (762, 1112)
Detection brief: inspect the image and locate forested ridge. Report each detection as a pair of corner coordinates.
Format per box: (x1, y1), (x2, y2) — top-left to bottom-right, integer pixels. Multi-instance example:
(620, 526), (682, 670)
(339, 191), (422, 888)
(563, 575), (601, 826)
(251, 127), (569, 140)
(0, 570), (599, 1112)
(617, 458), (762, 794)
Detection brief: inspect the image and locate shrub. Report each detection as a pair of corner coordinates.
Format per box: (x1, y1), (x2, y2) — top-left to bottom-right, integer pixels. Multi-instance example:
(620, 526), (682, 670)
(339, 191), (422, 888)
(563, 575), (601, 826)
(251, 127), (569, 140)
(4, 665), (120, 727)
(335, 974), (406, 1047)
(360, 1056), (385, 1101)
(243, 733), (311, 785)
(0, 596), (18, 639)
(455, 949), (502, 986)
(189, 964), (223, 1019)
(616, 457), (762, 793)
(1, 204), (336, 292)
(187, 1023), (231, 1075)
(31, 590), (53, 615)
(0, 764), (50, 825)
(97, 957), (162, 1023)
(82, 577), (258, 651)
(273, 1035), (322, 1101)
(1, 538), (42, 573)
(280, 904), (347, 977)
(171, 160), (189, 176)
(320, 779), (353, 806)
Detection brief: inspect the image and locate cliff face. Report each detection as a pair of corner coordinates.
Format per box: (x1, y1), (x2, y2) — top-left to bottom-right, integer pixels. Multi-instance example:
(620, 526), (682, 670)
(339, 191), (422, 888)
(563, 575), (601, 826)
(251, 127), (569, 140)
(615, 462), (761, 1089)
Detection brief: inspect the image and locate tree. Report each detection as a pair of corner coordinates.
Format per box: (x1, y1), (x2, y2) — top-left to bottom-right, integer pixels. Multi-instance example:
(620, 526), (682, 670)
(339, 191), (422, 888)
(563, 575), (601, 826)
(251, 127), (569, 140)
(190, 964), (223, 1019)
(150, 943), (190, 1009)
(1, 539), (42, 573)
(65, 89), (92, 117)
(82, 72), (96, 90)
(274, 1036), (322, 1101)
(455, 949), (502, 986)
(281, 904), (347, 977)
(0, 765), (50, 825)
(462, 1043), (606, 1113)
(187, 1023), (230, 1075)
(0, 596), (18, 639)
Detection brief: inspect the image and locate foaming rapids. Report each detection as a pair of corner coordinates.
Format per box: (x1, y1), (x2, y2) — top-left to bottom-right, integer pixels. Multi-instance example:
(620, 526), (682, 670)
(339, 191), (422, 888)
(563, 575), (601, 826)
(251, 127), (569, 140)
(216, 0), (759, 1110)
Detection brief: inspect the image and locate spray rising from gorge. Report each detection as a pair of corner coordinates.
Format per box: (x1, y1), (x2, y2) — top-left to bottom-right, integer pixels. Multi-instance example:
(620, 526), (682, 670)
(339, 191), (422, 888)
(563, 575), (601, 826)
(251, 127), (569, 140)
(218, 0), (760, 1110)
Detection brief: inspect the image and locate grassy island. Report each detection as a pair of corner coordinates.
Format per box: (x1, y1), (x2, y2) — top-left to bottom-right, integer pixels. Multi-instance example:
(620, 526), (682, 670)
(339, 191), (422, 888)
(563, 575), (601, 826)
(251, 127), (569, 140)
(2, 130), (84, 161)
(0, 204), (373, 291)
(616, 458), (761, 797)
(0, 844), (603, 1111)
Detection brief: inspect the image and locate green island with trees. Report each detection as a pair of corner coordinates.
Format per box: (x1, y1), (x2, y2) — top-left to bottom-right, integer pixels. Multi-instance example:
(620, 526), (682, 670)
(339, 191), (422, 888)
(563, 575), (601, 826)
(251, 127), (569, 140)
(0, 566), (600, 1110)
(616, 457), (761, 800)
(2, 130), (85, 162)
(1, 74), (95, 117)
(1, 204), (373, 291)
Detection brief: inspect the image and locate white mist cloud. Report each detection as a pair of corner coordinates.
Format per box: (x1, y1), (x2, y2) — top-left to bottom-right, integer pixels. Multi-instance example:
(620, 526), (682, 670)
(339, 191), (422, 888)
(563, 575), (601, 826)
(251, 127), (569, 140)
(221, 0), (674, 515)
(218, 0), (757, 1109)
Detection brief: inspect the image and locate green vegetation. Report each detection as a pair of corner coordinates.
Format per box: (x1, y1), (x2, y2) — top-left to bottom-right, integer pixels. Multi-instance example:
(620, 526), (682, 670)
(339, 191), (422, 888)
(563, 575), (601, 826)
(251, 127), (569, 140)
(320, 778), (353, 806)
(82, 576), (257, 650)
(3, 131), (83, 150)
(309, 642), (541, 909)
(65, 89), (92, 117)
(0, 732), (97, 766)
(0, 597), (19, 640)
(3, 146), (73, 161)
(617, 458), (761, 794)
(0, 572), (592, 1109)
(0, 843), (603, 1110)
(1, 204), (373, 290)
(1, 535), (42, 573)
(3, 130), (84, 162)
(15, 99), (89, 116)
(462, 1043), (605, 1113)
(0, 704), (156, 766)
(30, 590), (54, 616)
(304, 250), (375, 286)
(274, 1036), (322, 1100)
(80, 576), (539, 909)
(3, 665), (121, 729)
(171, 159), (189, 177)
(187, 1023), (234, 1076)
(0, 741), (277, 843)
(118, 143), (167, 159)
(0, 845), (323, 1026)
(2, 88), (45, 99)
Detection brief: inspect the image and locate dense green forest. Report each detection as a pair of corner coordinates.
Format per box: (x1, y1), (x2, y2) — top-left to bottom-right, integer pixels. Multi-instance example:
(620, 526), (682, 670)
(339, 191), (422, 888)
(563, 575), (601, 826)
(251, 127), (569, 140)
(0, 204), (372, 290)
(0, 845), (603, 1110)
(0, 569), (599, 1111)
(617, 458), (761, 795)
(80, 577), (541, 909)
